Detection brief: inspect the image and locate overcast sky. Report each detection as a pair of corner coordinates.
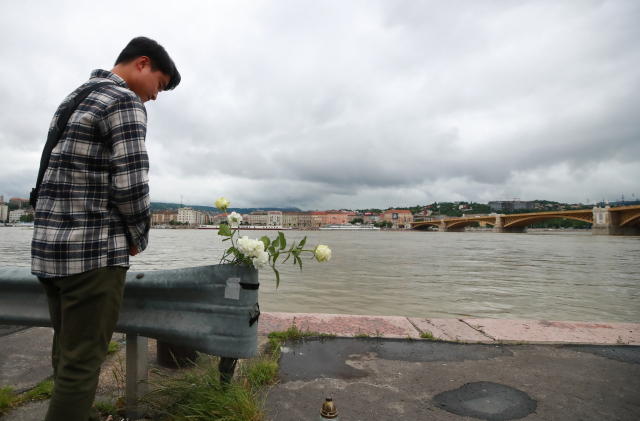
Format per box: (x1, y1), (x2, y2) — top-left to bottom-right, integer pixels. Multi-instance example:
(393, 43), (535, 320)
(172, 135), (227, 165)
(1, 0), (638, 210)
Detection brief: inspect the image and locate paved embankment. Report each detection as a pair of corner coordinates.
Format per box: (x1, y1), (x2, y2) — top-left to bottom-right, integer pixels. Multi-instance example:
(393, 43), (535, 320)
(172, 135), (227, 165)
(260, 312), (640, 421)
(0, 327), (53, 393)
(1, 314), (638, 420)
(258, 312), (640, 345)
(266, 337), (640, 421)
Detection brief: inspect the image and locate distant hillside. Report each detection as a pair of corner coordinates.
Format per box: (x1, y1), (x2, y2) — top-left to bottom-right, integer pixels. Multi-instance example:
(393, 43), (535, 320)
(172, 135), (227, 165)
(149, 202), (303, 214)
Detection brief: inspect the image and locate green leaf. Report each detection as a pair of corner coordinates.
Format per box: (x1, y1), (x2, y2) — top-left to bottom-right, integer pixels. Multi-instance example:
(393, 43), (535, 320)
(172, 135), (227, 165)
(218, 224), (232, 237)
(222, 238), (230, 242)
(268, 245), (276, 255)
(273, 267), (280, 289)
(272, 236), (280, 249)
(273, 252), (279, 264)
(282, 253), (291, 264)
(292, 249), (301, 257)
(226, 247), (235, 254)
(260, 236), (270, 249)
(296, 256), (303, 271)
(288, 241), (296, 252)
(278, 232), (286, 250)
(298, 236), (307, 249)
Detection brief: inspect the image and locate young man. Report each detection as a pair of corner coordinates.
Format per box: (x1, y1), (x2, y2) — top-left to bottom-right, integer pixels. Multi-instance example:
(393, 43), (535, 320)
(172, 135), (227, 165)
(31, 37), (180, 420)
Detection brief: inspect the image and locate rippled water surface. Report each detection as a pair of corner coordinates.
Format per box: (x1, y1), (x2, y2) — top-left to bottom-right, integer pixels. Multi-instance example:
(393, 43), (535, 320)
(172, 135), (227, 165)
(2, 227), (639, 322)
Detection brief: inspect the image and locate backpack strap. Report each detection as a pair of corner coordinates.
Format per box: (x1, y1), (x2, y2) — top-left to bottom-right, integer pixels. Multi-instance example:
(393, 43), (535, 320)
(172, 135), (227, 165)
(30, 81), (113, 208)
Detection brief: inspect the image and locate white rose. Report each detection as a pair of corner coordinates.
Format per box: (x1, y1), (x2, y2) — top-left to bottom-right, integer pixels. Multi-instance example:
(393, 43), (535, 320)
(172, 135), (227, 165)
(228, 211), (242, 228)
(314, 245), (331, 262)
(215, 197), (230, 211)
(236, 237), (265, 258)
(252, 250), (269, 269)
(236, 236), (250, 255)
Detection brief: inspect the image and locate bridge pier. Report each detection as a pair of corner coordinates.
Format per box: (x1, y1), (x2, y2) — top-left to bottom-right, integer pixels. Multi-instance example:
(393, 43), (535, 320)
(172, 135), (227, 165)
(592, 207), (640, 236)
(438, 222), (466, 232)
(491, 215), (526, 233)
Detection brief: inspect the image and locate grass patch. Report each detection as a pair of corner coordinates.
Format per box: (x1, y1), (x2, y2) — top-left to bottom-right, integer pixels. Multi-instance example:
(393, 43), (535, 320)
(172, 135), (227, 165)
(143, 354), (268, 421)
(244, 357), (279, 389)
(94, 399), (121, 416)
(107, 341), (120, 355)
(420, 331), (439, 340)
(267, 318), (318, 358)
(21, 380), (53, 402)
(0, 386), (16, 414)
(354, 328), (370, 338)
(0, 379), (54, 415)
(127, 320), (340, 420)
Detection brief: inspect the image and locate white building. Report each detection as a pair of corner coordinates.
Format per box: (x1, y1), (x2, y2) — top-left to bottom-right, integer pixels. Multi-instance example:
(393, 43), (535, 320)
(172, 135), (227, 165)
(249, 211), (268, 226)
(0, 205), (8, 222)
(9, 209), (27, 223)
(178, 207), (199, 225)
(268, 211), (282, 226)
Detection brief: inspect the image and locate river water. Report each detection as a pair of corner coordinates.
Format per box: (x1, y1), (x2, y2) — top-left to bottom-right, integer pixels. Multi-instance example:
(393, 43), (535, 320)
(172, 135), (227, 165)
(1, 227), (638, 323)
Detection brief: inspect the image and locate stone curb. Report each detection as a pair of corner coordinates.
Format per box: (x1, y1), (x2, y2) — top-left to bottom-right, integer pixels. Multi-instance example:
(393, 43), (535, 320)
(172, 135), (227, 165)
(259, 312), (640, 345)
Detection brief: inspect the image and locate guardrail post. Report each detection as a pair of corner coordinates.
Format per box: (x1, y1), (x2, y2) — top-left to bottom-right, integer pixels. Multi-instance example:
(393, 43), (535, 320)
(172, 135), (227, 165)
(126, 333), (148, 419)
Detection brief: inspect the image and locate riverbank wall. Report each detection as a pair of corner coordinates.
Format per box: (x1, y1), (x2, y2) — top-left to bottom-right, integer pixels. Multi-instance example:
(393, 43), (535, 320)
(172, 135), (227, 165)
(258, 312), (639, 345)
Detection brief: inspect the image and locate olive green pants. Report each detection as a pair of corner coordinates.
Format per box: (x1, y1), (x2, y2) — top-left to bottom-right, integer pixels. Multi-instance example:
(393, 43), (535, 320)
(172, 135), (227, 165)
(39, 266), (127, 421)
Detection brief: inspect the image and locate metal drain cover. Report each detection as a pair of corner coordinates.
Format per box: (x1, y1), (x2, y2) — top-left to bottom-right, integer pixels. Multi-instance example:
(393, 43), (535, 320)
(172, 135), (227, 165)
(433, 381), (537, 420)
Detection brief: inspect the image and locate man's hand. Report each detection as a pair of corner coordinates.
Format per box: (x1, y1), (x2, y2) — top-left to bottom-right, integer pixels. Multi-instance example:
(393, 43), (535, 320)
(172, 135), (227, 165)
(129, 244), (139, 257)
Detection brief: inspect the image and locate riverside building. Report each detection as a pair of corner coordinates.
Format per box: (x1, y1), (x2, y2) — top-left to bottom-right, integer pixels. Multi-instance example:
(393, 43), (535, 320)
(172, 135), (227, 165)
(489, 200), (533, 212)
(249, 211), (268, 226)
(178, 207), (208, 226)
(0, 205), (8, 222)
(297, 211), (312, 228)
(326, 211), (348, 225)
(311, 211), (327, 227)
(267, 211), (283, 226)
(282, 212), (299, 228)
(152, 210), (178, 225)
(8, 209), (27, 223)
(382, 209), (414, 229)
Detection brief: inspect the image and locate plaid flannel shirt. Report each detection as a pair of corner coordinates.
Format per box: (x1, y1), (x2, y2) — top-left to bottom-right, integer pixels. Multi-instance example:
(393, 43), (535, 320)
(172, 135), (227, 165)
(31, 69), (151, 278)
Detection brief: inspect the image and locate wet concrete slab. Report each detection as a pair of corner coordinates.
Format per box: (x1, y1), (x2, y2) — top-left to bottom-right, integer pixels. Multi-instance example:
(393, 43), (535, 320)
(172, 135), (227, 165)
(433, 381), (538, 421)
(265, 337), (640, 421)
(259, 312), (420, 338)
(0, 327), (53, 393)
(278, 337), (513, 382)
(463, 319), (640, 345)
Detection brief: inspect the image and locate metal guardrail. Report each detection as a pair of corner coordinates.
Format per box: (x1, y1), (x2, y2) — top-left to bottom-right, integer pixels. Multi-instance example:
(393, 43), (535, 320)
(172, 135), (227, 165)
(0, 264), (261, 417)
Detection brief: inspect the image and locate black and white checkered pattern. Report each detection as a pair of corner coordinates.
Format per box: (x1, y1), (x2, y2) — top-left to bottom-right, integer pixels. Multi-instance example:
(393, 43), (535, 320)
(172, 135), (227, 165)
(32, 70), (151, 278)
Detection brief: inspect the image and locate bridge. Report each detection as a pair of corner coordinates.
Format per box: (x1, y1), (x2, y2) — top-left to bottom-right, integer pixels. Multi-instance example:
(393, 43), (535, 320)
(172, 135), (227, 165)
(411, 205), (640, 235)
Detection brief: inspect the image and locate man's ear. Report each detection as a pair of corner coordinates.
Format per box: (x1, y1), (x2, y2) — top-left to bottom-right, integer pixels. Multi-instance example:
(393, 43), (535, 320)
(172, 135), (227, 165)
(137, 56), (151, 71)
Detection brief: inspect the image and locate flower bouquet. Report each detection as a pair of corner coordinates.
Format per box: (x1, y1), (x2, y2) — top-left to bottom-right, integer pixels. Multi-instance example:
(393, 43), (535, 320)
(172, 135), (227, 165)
(214, 197), (331, 288)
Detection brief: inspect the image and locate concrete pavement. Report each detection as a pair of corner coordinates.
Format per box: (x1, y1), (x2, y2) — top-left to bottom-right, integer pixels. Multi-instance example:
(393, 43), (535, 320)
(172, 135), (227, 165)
(0, 327), (53, 394)
(265, 337), (640, 420)
(1, 313), (638, 420)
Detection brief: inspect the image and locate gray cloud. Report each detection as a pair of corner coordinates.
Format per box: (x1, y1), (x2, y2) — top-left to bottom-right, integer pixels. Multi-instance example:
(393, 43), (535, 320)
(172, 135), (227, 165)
(1, 0), (638, 208)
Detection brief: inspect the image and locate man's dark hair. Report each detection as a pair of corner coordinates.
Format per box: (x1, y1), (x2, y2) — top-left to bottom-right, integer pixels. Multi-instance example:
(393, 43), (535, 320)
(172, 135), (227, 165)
(115, 37), (181, 91)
